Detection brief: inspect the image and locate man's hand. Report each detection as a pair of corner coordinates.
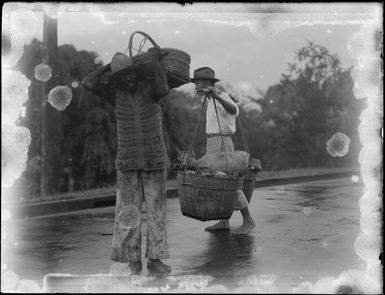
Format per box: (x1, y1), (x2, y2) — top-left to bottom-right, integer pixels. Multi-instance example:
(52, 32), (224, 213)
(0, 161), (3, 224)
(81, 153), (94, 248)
(148, 46), (162, 62)
(196, 88), (210, 97)
(207, 86), (221, 99)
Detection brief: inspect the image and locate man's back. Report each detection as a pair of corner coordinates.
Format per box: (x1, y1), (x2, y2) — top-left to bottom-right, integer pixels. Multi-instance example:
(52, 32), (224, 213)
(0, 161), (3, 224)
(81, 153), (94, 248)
(114, 80), (167, 171)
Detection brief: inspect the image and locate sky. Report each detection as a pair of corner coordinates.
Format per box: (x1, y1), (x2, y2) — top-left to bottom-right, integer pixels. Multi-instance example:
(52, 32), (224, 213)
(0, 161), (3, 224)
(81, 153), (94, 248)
(8, 3), (376, 98)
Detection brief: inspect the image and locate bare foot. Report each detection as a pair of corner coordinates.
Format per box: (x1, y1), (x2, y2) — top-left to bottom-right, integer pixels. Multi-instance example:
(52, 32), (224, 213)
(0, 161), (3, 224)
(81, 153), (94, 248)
(204, 220), (230, 232)
(231, 219), (256, 235)
(147, 259), (171, 276)
(129, 261), (142, 275)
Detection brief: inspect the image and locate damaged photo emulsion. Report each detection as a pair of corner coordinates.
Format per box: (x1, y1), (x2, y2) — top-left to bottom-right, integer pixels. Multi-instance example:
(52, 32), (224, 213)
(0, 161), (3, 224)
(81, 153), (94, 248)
(1, 3), (382, 293)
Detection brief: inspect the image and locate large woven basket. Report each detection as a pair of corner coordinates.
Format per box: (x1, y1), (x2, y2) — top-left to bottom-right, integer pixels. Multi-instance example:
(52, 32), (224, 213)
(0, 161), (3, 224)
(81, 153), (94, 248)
(177, 170), (244, 221)
(131, 48), (191, 89)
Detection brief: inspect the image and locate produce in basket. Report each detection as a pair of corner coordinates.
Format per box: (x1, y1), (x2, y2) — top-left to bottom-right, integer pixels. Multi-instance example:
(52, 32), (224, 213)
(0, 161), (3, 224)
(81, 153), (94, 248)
(175, 149), (195, 168)
(176, 149), (249, 176)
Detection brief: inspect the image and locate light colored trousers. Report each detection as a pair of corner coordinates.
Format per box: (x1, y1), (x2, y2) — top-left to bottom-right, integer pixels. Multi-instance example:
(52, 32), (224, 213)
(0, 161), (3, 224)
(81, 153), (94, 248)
(111, 169), (169, 263)
(206, 136), (248, 210)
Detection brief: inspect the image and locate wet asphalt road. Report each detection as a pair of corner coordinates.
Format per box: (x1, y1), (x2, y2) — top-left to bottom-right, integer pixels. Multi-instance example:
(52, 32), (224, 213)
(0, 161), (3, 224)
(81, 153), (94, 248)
(3, 177), (366, 292)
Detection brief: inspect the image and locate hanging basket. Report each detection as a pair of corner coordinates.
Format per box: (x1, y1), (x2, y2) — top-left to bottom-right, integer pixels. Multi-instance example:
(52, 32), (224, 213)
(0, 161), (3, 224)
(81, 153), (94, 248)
(241, 158), (262, 203)
(242, 168), (258, 203)
(128, 31), (191, 89)
(177, 170), (244, 221)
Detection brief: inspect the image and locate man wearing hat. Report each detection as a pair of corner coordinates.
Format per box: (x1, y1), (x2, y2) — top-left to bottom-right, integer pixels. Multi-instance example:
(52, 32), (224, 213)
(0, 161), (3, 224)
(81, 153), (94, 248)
(82, 46), (171, 275)
(191, 67), (256, 235)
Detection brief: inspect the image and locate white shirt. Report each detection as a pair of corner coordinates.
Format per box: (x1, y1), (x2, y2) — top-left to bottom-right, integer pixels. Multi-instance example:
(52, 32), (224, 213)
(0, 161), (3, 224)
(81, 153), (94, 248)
(206, 91), (239, 135)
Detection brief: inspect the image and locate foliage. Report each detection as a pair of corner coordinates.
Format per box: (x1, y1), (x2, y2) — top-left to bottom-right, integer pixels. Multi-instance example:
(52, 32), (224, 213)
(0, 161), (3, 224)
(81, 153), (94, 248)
(258, 41), (363, 169)
(15, 39), (116, 197)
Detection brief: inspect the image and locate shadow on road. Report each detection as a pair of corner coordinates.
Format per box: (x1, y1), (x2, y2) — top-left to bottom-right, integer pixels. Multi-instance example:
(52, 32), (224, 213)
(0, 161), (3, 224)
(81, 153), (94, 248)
(190, 231), (257, 278)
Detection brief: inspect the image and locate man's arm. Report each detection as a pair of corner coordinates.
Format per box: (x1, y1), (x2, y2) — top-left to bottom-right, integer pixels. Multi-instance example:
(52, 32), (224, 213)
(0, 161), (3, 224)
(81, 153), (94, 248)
(148, 46), (169, 100)
(81, 64), (115, 105)
(207, 86), (238, 116)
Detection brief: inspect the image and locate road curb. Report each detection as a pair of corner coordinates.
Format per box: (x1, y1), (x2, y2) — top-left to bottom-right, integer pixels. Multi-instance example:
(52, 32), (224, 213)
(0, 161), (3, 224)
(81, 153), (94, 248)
(14, 171), (359, 219)
(254, 171), (359, 187)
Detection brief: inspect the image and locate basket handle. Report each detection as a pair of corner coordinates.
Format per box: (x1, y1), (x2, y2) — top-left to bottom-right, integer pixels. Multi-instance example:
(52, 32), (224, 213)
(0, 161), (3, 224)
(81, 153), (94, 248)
(127, 31), (158, 57)
(189, 95), (208, 154)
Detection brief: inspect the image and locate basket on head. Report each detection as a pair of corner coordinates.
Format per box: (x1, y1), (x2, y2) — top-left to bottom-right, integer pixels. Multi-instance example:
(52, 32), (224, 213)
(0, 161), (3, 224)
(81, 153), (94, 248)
(126, 31), (191, 89)
(131, 48), (191, 89)
(177, 170), (244, 221)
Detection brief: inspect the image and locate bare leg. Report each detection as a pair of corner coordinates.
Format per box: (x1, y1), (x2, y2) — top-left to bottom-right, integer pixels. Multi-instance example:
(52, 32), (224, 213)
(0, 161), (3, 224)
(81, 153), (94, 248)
(142, 170), (171, 276)
(204, 219), (230, 231)
(231, 207), (256, 235)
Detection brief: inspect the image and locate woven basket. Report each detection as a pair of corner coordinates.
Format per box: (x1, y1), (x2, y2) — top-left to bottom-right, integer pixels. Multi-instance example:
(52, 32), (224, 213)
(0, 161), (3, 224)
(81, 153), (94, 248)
(177, 170), (244, 221)
(131, 48), (191, 89)
(242, 168), (258, 203)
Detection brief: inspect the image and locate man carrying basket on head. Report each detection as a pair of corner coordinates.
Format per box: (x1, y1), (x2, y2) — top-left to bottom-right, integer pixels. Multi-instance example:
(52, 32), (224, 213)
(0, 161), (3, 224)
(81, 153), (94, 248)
(191, 67), (256, 235)
(81, 45), (171, 276)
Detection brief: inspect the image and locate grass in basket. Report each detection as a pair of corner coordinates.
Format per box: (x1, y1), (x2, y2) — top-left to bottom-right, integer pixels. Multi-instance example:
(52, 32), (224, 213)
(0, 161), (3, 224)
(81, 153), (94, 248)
(175, 148), (195, 169)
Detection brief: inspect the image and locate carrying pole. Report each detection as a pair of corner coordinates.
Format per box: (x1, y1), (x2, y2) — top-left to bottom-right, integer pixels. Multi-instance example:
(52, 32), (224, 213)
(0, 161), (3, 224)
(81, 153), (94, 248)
(189, 95), (207, 155)
(212, 99), (230, 169)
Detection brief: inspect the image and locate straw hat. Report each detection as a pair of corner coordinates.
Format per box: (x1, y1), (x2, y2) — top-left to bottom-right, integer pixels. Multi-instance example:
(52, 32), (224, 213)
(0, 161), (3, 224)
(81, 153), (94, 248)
(190, 67), (220, 83)
(107, 52), (138, 83)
